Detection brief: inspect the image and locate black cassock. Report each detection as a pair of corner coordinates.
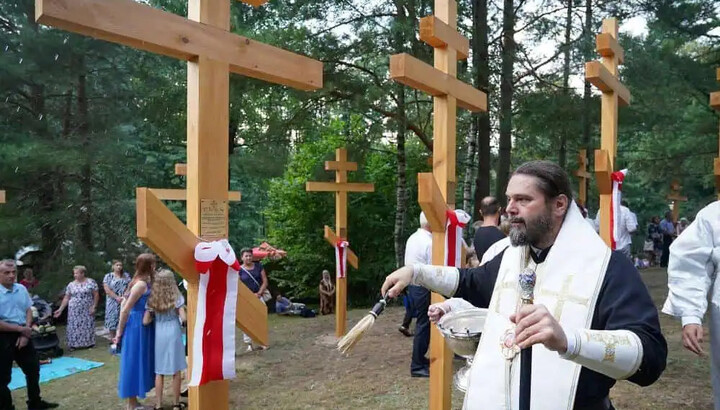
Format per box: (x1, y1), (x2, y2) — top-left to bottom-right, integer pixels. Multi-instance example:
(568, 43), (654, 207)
(454, 248), (667, 410)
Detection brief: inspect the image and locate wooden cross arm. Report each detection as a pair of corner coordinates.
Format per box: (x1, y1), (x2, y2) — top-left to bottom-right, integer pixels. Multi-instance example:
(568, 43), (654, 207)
(710, 91), (720, 111)
(136, 188), (268, 345)
(0, 190), (5, 204)
(419, 16), (469, 60)
(36, 0), (322, 91)
(714, 158), (720, 190)
(575, 169), (592, 179)
(585, 61), (631, 106)
(323, 226), (358, 269)
(667, 194), (688, 202)
(325, 161), (357, 172)
(417, 173), (448, 232)
(717, 68), (720, 81)
(594, 150), (612, 195)
(239, 0), (268, 7)
(596, 33), (624, 64)
(390, 53), (487, 112)
(305, 182), (375, 193)
(175, 164), (187, 176)
(149, 188), (241, 202)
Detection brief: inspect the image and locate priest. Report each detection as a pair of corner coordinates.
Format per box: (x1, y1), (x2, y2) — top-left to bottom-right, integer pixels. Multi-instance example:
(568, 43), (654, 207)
(662, 200), (720, 410)
(382, 161), (667, 410)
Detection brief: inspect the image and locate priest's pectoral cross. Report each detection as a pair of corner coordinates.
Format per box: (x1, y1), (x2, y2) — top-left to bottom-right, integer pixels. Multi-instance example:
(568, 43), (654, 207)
(666, 180), (687, 223)
(306, 148), (373, 336)
(585, 18), (632, 248)
(35, 0), (323, 409)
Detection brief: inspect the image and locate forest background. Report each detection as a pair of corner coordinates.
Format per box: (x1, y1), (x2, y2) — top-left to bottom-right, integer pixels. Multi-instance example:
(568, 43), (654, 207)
(1, 0), (718, 304)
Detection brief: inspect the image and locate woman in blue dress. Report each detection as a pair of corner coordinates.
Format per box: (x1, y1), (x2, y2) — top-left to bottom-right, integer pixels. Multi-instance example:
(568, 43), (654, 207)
(143, 269), (186, 410)
(114, 253), (156, 410)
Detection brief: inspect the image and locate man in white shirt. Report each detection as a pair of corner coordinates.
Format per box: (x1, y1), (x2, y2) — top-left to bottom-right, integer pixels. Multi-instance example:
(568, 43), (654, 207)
(616, 200), (638, 259)
(402, 212), (432, 377)
(663, 201), (720, 409)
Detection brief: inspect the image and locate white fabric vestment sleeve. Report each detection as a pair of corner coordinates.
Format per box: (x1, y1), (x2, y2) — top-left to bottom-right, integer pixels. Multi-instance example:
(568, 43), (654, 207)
(444, 297), (476, 313)
(560, 329), (643, 380)
(411, 264), (459, 297)
(662, 207), (716, 324)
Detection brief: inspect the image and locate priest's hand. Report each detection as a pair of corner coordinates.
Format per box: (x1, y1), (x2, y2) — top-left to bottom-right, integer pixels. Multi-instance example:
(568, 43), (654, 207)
(381, 266), (413, 299)
(428, 301), (451, 323)
(511, 304), (567, 353)
(682, 324), (705, 356)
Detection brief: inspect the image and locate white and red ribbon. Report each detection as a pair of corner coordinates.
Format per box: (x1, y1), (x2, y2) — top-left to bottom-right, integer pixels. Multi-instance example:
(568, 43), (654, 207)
(335, 240), (349, 279)
(444, 209), (471, 267)
(609, 169), (628, 250)
(189, 240), (240, 386)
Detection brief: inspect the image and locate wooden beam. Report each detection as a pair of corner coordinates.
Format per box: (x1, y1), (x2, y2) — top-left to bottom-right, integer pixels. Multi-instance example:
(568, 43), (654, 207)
(175, 163), (187, 176)
(35, 0), (323, 91)
(419, 16), (469, 60)
(667, 194), (688, 201)
(594, 149), (612, 194)
(305, 181), (375, 193)
(238, 0), (268, 7)
(149, 188), (241, 202)
(417, 173), (448, 232)
(596, 33), (624, 64)
(714, 158), (720, 192)
(325, 160), (358, 172)
(0, 190), (4, 204)
(235, 281), (269, 345)
(716, 67), (720, 81)
(710, 91), (720, 111)
(585, 61), (631, 106)
(323, 226), (359, 269)
(390, 53), (487, 112)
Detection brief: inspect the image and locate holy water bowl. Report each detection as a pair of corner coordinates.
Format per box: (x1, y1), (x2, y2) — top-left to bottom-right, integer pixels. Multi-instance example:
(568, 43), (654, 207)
(436, 307), (487, 393)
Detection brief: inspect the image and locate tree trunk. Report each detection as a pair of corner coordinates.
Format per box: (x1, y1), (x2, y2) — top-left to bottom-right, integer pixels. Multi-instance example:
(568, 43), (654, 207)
(472, 0), (491, 221)
(77, 56), (93, 251)
(495, 0), (516, 206)
(582, 0), (593, 167)
(462, 121), (477, 217)
(33, 83), (59, 264)
(559, 0), (573, 169)
(392, 0), (409, 268)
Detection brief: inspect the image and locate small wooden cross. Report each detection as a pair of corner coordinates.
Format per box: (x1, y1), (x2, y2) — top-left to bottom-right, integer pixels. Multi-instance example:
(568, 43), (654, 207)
(585, 18), (632, 247)
(390, 1), (487, 408)
(36, 0), (322, 408)
(537, 275), (590, 320)
(666, 180), (688, 223)
(709, 67), (720, 199)
(305, 148), (373, 337)
(575, 149), (592, 207)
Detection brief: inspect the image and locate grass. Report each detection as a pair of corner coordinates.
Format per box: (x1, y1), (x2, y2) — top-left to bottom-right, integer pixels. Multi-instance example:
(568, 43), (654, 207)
(9, 267), (713, 409)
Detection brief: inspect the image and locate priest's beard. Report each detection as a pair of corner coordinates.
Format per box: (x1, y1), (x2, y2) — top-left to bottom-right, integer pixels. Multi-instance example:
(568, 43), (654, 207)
(508, 206), (553, 247)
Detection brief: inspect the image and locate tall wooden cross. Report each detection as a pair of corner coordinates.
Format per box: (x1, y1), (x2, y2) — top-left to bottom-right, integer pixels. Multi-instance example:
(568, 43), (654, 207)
(149, 164), (242, 202)
(390, 1), (487, 408)
(667, 180), (687, 223)
(305, 148), (374, 337)
(585, 18), (632, 247)
(710, 67), (720, 199)
(575, 149), (591, 207)
(35, 1), (322, 409)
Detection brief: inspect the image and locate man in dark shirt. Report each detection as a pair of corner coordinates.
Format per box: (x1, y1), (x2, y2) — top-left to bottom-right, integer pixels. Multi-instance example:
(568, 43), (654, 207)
(472, 196), (506, 261)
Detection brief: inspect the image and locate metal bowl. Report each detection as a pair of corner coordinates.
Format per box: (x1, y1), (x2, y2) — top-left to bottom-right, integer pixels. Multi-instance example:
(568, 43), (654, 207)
(436, 308), (487, 358)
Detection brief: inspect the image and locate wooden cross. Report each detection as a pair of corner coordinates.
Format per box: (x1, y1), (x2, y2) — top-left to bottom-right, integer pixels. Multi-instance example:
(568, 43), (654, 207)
(575, 149), (592, 207)
(150, 164), (242, 202)
(710, 67), (720, 199)
(35, 0), (322, 409)
(667, 180), (687, 223)
(0, 190), (5, 204)
(585, 18), (632, 247)
(305, 148), (373, 337)
(537, 275), (590, 320)
(390, 1), (487, 408)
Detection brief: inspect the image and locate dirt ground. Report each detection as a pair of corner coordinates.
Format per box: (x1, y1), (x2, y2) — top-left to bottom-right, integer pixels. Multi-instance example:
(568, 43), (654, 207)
(9, 267), (713, 409)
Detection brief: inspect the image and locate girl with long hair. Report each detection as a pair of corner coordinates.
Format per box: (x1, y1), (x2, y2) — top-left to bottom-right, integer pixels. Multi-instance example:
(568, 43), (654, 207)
(115, 253), (156, 410)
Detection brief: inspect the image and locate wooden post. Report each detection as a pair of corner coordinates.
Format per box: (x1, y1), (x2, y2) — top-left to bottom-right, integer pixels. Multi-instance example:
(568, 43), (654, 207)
(306, 148), (373, 337)
(710, 67), (720, 199)
(575, 149), (591, 207)
(390, 1), (487, 408)
(585, 18), (631, 247)
(667, 180), (688, 223)
(0, 191), (5, 204)
(35, 1), (323, 409)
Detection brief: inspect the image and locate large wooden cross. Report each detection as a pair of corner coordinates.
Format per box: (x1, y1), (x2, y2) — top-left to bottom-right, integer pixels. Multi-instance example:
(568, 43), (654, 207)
(585, 18), (631, 247)
(150, 164), (242, 202)
(305, 148), (374, 337)
(667, 180), (687, 223)
(575, 149), (591, 207)
(710, 67), (720, 199)
(35, 1), (322, 409)
(390, 1), (486, 408)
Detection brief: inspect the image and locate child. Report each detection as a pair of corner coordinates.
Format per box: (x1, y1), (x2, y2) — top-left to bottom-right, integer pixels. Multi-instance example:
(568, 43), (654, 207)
(143, 270), (187, 410)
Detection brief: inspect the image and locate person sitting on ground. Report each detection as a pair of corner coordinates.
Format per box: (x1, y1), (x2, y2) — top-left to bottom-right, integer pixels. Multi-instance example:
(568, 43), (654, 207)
(275, 294), (306, 315)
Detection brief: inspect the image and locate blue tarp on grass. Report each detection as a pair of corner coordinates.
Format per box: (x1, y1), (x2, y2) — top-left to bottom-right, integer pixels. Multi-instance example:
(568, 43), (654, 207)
(9, 356), (104, 390)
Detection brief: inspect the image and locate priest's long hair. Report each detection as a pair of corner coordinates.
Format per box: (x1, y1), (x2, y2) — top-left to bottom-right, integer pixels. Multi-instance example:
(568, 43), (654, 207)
(513, 161), (574, 208)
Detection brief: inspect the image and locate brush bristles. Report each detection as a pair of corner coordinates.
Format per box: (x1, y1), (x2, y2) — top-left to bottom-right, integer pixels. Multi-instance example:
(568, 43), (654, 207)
(337, 313), (376, 354)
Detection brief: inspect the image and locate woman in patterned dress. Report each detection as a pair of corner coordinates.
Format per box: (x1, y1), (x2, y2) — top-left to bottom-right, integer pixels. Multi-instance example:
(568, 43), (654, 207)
(53, 265), (99, 350)
(103, 260), (131, 339)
